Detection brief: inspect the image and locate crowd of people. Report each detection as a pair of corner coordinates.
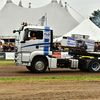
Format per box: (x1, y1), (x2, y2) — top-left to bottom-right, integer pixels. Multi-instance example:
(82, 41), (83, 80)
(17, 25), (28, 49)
(53, 43), (100, 52)
(0, 41), (99, 52)
(52, 43), (68, 52)
(0, 41), (15, 52)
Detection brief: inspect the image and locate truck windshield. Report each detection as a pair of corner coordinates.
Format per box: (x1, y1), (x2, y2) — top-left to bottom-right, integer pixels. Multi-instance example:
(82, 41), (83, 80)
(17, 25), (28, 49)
(16, 26), (24, 41)
(16, 32), (20, 41)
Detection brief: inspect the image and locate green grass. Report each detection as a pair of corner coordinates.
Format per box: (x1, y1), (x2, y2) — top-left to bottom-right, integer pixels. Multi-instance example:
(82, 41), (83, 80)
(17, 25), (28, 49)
(0, 60), (14, 61)
(0, 60), (14, 65)
(0, 76), (100, 82)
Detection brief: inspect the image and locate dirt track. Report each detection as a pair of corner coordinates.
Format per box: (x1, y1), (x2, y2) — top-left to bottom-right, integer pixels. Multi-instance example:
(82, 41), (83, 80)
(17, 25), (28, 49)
(0, 65), (100, 100)
(1, 80), (100, 100)
(0, 65), (100, 78)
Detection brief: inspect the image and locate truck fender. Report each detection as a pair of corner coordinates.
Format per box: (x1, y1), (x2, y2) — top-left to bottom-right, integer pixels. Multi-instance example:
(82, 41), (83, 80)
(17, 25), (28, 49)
(29, 51), (44, 62)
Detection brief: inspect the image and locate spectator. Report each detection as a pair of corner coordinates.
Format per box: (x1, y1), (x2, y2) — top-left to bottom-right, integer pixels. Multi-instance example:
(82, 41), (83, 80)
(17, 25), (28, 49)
(2, 43), (5, 51)
(61, 46), (66, 52)
(0, 41), (2, 52)
(57, 44), (66, 52)
(52, 43), (59, 51)
(3, 43), (7, 52)
(56, 43), (60, 48)
(11, 43), (15, 52)
(58, 44), (62, 51)
(4, 43), (11, 52)
(98, 43), (100, 52)
(65, 48), (69, 52)
(94, 43), (98, 52)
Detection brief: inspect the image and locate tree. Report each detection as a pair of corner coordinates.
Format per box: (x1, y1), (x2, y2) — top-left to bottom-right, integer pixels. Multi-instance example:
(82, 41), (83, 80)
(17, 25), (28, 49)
(89, 9), (100, 28)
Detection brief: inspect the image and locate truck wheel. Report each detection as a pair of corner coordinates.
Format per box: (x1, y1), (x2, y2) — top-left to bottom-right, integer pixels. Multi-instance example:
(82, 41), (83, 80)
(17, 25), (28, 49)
(88, 60), (100, 72)
(31, 57), (47, 73)
(26, 66), (32, 71)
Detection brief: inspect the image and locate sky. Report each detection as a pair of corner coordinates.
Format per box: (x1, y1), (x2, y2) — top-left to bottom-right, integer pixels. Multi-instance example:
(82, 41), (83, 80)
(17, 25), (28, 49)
(0, 0), (100, 23)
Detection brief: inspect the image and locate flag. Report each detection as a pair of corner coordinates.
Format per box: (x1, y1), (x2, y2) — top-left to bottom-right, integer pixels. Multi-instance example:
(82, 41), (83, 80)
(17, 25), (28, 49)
(40, 16), (45, 26)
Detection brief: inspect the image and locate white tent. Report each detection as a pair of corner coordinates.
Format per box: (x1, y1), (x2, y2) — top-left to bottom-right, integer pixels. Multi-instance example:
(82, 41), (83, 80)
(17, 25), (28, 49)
(56, 19), (100, 42)
(0, 0), (78, 39)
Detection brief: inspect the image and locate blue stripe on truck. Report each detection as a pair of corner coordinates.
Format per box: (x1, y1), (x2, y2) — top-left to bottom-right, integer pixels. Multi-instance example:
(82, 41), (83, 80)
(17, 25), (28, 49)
(44, 27), (50, 55)
(22, 43), (50, 48)
(44, 47), (49, 51)
(45, 27), (50, 32)
(44, 51), (49, 55)
(44, 46), (49, 55)
(44, 38), (49, 42)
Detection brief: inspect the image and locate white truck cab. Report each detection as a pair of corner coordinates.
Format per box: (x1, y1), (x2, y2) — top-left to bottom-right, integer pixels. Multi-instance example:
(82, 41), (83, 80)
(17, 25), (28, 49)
(13, 23), (57, 72)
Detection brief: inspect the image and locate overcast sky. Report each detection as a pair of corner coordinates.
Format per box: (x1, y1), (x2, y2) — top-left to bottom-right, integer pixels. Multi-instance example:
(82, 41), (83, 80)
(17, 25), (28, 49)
(0, 0), (100, 22)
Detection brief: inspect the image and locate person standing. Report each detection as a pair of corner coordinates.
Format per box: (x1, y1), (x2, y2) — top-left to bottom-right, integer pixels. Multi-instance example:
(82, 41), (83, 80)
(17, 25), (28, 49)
(52, 43), (59, 51)
(94, 43), (98, 52)
(98, 43), (100, 52)
(0, 41), (2, 52)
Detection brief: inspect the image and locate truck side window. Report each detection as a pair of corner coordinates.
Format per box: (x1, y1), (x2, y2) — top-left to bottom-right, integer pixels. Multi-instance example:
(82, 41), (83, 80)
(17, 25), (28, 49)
(29, 31), (36, 40)
(36, 31), (43, 39)
(28, 31), (43, 40)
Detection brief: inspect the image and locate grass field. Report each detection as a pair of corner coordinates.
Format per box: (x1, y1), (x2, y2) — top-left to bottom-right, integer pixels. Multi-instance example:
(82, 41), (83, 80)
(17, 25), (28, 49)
(0, 76), (100, 82)
(0, 60), (14, 65)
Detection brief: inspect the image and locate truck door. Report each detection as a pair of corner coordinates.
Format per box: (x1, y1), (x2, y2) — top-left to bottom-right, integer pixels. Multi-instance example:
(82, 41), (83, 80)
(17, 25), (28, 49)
(21, 30), (39, 52)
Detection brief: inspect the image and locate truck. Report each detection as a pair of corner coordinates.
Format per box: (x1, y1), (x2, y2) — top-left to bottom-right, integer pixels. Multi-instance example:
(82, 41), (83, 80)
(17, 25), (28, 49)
(13, 23), (100, 73)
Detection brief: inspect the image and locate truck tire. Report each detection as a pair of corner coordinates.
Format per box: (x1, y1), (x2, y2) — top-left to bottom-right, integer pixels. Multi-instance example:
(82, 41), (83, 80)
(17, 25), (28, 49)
(26, 66), (32, 71)
(31, 57), (47, 73)
(88, 60), (100, 72)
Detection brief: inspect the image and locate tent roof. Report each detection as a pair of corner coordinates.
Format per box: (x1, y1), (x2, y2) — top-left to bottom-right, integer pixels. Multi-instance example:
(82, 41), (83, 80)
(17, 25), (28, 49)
(0, 0), (78, 38)
(56, 19), (100, 42)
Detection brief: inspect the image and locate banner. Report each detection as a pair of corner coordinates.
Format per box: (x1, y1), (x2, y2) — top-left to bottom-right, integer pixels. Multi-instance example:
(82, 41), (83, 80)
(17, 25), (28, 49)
(5, 52), (14, 60)
(52, 52), (73, 58)
(0, 53), (5, 59)
(61, 52), (73, 58)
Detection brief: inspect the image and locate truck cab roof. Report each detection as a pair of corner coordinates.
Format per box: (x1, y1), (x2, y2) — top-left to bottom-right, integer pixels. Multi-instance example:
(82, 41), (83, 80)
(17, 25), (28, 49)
(24, 25), (52, 30)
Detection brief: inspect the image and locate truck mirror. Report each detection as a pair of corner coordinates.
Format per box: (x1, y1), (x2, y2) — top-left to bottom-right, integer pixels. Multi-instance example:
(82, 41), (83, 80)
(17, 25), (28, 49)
(13, 30), (16, 33)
